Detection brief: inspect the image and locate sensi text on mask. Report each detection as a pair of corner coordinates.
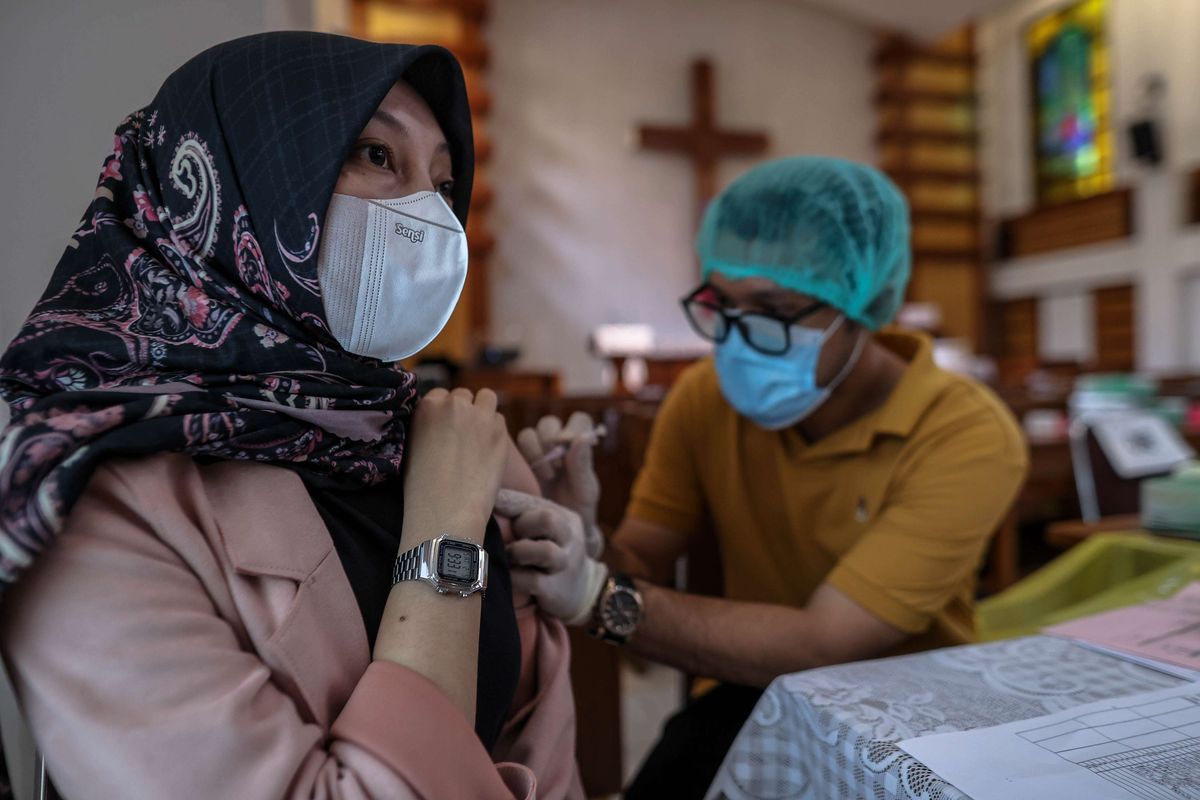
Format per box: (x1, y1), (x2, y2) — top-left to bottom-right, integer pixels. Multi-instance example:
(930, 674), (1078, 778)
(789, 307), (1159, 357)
(395, 221), (425, 244)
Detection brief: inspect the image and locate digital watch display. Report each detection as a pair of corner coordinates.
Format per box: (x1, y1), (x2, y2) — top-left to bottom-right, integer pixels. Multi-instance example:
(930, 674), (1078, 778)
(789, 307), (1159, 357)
(393, 534), (487, 598)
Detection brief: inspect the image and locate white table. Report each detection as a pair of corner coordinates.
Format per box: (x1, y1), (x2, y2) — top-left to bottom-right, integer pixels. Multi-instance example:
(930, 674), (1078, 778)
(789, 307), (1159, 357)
(706, 636), (1187, 800)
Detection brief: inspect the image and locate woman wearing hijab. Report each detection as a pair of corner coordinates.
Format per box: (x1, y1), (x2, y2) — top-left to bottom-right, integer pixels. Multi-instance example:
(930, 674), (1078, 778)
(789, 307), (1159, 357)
(0, 32), (583, 799)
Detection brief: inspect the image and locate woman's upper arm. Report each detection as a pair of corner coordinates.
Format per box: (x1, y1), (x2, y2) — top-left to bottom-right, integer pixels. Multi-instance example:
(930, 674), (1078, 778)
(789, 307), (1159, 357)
(498, 434), (541, 544)
(502, 435), (542, 497)
(0, 464), (527, 800)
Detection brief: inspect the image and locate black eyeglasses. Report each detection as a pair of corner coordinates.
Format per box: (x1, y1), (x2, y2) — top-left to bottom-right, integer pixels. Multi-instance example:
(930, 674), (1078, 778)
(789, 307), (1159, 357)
(680, 284), (824, 356)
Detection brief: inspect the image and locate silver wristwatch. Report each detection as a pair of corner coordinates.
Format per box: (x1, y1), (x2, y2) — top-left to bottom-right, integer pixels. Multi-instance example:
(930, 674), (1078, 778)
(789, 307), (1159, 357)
(392, 534), (488, 598)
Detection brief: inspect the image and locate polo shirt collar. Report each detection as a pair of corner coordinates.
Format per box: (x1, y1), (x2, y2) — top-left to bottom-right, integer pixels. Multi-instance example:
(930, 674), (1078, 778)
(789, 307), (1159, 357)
(872, 331), (953, 436)
(790, 330), (951, 458)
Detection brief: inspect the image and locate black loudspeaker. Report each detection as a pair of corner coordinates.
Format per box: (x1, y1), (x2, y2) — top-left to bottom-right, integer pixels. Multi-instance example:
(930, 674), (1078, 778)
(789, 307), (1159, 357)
(1128, 118), (1163, 165)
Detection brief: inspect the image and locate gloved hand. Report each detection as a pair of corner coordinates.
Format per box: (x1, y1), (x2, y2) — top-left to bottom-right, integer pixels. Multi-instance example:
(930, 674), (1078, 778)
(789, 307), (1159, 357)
(516, 412), (605, 558)
(494, 488), (608, 625)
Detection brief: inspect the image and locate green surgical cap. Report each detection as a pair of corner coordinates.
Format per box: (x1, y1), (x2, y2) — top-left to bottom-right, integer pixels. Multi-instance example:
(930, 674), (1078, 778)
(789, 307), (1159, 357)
(697, 156), (911, 331)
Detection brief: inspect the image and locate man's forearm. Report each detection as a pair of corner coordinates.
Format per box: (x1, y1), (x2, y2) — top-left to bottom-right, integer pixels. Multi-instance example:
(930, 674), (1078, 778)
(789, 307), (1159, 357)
(624, 580), (836, 688)
(603, 538), (670, 585)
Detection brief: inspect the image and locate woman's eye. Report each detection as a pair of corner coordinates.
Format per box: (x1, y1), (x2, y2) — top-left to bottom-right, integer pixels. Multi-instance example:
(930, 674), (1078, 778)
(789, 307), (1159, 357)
(438, 180), (455, 198)
(361, 144), (390, 169)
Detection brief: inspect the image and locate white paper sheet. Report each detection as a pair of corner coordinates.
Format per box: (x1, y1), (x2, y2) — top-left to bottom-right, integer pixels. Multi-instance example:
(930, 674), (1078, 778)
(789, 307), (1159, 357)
(898, 682), (1200, 800)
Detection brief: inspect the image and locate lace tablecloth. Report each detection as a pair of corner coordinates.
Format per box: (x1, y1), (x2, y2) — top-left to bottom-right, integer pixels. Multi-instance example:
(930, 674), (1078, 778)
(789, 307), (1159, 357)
(706, 635), (1186, 800)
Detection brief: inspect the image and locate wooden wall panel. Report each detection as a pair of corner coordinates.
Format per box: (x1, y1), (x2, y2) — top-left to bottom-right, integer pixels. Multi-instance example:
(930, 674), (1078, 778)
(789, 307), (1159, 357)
(906, 180), (978, 214)
(911, 221), (979, 252)
(881, 142), (976, 173)
(1000, 188), (1133, 258)
(993, 286), (1134, 385)
(1093, 284), (1135, 372)
(875, 28), (983, 348)
(908, 261), (981, 343)
(994, 297), (1039, 385)
(1191, 167), (1200, 225)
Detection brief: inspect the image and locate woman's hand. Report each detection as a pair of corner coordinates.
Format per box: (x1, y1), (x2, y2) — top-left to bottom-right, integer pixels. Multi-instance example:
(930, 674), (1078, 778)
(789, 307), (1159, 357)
(402, 387), (509, 542)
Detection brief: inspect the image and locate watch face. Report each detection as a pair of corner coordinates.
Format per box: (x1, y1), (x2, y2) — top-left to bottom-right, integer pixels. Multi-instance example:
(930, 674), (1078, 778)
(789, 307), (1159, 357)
(437, 540), (478, 583)
(602, 588), (642, 636)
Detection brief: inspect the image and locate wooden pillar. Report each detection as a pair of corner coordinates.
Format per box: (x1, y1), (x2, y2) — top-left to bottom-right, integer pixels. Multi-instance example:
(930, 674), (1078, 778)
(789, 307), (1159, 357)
(874, 27), (984, 349)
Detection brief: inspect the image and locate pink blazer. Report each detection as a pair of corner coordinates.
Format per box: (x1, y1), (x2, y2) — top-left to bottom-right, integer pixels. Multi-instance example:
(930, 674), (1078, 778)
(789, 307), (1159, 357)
(0, 453), (585, 800)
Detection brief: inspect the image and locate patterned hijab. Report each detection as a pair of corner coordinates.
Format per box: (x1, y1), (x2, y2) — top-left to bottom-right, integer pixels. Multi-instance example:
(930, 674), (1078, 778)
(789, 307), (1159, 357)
(0, 32), (474, 585)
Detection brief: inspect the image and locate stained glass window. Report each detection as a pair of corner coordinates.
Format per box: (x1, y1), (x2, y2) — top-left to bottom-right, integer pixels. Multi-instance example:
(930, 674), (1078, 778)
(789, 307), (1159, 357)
(1027, 0), (1113, 204)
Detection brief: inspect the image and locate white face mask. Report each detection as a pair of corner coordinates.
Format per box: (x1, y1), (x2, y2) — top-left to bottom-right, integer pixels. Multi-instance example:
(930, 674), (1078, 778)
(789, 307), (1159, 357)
(317, 191), (468, 362)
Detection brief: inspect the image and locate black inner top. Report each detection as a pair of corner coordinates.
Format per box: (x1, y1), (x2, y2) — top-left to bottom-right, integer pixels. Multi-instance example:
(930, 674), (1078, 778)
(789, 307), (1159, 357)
(297, 470), (520, 751)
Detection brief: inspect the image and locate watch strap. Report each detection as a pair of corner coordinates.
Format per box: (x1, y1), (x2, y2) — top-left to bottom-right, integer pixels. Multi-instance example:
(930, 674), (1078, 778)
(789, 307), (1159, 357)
(589, 577), (620, 643)
(392, 540), (427, 585)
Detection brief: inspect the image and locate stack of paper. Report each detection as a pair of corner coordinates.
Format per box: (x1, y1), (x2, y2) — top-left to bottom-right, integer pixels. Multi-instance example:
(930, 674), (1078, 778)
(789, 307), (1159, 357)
(896, 589), (1200, 798)
(899, 682), (1200, 800)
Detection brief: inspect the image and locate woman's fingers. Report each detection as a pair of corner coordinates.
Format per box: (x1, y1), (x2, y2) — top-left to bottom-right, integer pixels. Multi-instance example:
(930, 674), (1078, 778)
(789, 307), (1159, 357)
(473, 387), (498, 414)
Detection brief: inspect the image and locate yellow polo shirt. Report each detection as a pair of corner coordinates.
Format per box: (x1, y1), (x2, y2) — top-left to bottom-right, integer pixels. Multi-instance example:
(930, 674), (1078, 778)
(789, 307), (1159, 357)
(626, 330), (1028, 652)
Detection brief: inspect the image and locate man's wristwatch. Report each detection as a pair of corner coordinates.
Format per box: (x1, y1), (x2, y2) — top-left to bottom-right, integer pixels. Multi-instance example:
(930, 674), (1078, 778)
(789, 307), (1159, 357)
(589, 572), (643, 644)
(392, 534), (488, 598)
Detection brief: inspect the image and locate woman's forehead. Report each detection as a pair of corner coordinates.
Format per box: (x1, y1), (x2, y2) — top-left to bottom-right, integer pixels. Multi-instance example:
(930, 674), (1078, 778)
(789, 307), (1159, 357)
(372, 80), (442, 136)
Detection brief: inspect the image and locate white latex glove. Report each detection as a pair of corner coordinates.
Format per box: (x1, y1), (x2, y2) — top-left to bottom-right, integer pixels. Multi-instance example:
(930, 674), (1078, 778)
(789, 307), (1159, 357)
(494, 488), (608, 625)
(516, 412), (605, 558)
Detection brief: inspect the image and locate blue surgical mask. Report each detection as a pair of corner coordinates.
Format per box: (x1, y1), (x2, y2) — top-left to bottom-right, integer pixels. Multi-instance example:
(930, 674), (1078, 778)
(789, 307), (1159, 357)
(715, 315), (865, 430)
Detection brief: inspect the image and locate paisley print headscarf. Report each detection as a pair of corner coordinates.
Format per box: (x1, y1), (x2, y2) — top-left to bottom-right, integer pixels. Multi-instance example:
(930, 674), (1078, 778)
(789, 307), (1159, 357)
(0, 32), (475, 585)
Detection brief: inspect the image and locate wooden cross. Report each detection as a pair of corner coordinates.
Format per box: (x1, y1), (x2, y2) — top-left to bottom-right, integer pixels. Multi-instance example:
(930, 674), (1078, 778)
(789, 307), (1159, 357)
(637, 59), (770, 218)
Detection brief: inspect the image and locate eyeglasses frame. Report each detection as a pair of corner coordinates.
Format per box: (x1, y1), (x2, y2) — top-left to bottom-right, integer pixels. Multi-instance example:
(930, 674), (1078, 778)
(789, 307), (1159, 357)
(680, 283), (826, 356)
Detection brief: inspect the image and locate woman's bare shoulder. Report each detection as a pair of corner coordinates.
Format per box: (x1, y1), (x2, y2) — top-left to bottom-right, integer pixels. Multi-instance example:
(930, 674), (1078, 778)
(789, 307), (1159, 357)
(501, 434), (541, 497)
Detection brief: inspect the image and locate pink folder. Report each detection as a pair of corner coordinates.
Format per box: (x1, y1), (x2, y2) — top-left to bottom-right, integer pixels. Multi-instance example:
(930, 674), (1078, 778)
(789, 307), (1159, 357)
(1045, 582), (1200, 673)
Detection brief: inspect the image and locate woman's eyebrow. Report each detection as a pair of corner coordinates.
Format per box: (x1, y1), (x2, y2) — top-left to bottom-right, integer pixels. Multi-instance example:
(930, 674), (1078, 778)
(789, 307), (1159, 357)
(370, 109), (450, 156)
(370, 108), (409, 136)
